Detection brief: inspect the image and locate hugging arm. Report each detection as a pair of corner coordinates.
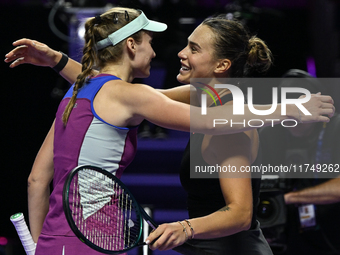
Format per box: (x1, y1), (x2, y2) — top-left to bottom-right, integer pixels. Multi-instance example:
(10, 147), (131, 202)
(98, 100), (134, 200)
(190, 94), (334, 135)
(6, 39), (335, 135)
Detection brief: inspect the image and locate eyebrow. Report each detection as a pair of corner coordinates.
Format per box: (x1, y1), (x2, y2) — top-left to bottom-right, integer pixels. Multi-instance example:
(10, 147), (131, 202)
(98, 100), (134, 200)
(188, 40), (201, 49)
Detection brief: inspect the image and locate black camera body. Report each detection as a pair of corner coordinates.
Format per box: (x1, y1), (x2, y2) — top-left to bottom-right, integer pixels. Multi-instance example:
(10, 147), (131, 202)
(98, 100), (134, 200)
(257, 176), (288, 253)
(258, 175), (287, 228)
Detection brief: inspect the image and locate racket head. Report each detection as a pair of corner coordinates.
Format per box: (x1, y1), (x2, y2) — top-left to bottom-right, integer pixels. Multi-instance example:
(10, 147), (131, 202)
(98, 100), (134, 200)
(62, 165), (144, 254)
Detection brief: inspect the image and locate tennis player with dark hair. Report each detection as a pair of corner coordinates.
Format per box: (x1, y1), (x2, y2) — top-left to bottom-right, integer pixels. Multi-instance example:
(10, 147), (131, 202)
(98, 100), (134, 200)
(146, 15), (275, 254)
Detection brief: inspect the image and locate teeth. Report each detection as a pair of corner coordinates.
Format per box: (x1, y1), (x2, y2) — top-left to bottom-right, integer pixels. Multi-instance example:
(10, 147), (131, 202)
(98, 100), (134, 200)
(182, 66), (189, 71)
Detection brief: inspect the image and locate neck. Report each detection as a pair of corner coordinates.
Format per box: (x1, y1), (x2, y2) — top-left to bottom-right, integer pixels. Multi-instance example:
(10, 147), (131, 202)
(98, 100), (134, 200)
(100, 63), (134, 82)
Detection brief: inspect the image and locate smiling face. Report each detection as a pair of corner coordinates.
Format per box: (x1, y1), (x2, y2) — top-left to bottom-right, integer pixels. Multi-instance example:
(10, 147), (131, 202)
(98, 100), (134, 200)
(133, 31), (156, 78)
(177, 24), (221, 84)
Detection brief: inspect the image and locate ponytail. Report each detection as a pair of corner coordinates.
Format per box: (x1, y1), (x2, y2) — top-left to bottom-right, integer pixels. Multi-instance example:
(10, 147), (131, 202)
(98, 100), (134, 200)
(246, 36), (273, 74)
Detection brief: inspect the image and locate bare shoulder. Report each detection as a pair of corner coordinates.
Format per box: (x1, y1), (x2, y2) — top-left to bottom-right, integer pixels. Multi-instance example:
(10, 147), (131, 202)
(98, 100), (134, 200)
(102, 80), (158, 99)
(102, 81), (170, 113)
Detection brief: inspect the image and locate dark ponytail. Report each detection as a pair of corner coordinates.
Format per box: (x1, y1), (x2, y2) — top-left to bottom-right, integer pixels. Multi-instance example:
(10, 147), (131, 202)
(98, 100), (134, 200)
(202, 15), (273, 77)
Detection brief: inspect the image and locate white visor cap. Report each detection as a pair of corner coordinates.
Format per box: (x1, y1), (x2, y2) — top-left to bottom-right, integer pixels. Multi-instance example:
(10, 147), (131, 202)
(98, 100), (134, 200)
(96, 10), (167, 50)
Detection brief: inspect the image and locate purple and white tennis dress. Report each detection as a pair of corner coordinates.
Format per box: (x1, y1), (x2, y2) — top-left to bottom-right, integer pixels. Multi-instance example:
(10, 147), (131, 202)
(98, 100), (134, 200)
(35, 74), (137, 255)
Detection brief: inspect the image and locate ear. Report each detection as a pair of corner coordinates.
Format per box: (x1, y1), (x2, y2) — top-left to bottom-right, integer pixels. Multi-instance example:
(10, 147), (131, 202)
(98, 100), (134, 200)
(126, 37), (137, 55)
(214, 59), (231, 74)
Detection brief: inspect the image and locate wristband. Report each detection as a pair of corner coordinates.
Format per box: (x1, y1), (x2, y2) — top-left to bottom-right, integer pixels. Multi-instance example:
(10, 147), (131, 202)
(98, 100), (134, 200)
(52, 51), (68, 73)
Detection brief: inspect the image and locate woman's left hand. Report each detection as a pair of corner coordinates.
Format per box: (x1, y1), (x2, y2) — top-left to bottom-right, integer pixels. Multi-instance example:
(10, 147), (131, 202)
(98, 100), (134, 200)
(5, 38), (60, 68)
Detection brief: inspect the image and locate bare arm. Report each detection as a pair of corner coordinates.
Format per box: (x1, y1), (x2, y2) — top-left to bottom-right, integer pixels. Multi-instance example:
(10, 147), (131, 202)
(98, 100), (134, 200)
(146, 132), (254, 250)
(5, 39), (192, 101)
(191, 93), (334, 135)
(285, 178), (340, 204)
(158, 85), (193, 104)
(122, 83), (334, 136)
(27, 121), (55, 242)
(6, 40), (335, 135)
(187, 132), (254, 238)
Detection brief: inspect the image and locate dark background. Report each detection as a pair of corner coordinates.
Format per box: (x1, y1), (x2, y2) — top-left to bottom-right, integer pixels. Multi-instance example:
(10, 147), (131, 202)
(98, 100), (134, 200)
(1, 0), (340, 254)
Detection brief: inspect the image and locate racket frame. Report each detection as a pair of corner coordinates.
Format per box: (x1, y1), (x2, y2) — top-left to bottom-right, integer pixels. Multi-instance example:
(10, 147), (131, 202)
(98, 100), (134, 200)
(63, 165), (145, 254)
(63, 165), (213, 255)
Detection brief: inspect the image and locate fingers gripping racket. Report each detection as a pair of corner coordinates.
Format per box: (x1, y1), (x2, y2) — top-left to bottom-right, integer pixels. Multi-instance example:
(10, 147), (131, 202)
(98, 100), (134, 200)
(63, 165), (211, 255)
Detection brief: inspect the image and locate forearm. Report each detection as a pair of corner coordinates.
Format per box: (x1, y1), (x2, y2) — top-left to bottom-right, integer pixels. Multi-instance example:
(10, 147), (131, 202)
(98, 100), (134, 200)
(285, 179), (340, 205)
(27, 182), (50, 242)
(191, 95), (333, 135)
(158, 85), (192, 104)
(146, 203), (252, 251)
(190, 104), (295, 135)
(51, 51), (84, 84)
(27, 122), (55, 242)
(189, 204), (252, 239)
(58, 57), (83, 84)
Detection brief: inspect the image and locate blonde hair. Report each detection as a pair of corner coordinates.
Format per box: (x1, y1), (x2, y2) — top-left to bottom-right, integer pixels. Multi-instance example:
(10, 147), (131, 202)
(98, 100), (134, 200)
(62, 7), (143, 125)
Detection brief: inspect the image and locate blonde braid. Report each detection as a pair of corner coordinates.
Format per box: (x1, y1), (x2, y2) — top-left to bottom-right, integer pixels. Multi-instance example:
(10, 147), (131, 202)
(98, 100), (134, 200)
(62, 8), (143, 125)
(62, 19), (97, 125)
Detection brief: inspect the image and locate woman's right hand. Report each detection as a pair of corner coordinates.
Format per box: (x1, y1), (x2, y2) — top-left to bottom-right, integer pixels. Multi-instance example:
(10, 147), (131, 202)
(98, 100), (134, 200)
(4, 38), (61, 68)
(295, 93), (335, 123)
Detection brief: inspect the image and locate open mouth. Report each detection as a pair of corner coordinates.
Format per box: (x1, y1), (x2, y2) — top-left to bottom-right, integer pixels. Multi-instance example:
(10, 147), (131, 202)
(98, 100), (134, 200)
(180, 64), (190, 72)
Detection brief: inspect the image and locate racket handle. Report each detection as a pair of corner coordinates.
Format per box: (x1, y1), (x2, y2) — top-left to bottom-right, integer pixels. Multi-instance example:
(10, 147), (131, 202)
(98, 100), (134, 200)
(173, 242), (214, 255)
(10, 213), (36, 255)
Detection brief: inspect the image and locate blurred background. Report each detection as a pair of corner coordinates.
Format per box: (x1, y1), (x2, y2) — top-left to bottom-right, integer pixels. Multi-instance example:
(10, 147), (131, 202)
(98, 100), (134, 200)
(1, 0), (340, 254)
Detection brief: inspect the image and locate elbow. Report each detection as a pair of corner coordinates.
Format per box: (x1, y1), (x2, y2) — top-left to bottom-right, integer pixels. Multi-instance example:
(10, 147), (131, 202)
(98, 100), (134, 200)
(240, 209), (253, 231)
(27, 174), (36, 193)
(27, 174), (34, 187)
(241, 217), (252, 231)
(27, 174), (49, 193)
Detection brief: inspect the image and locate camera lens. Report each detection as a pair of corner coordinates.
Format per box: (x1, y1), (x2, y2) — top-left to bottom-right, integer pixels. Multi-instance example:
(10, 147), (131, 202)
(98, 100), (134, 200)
(257, 190), (286, 228)
(257, 198), (277, 223)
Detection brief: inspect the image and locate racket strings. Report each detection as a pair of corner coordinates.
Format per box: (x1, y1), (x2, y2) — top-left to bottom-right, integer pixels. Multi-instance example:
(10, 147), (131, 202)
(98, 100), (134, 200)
(69, 168), (141, 252)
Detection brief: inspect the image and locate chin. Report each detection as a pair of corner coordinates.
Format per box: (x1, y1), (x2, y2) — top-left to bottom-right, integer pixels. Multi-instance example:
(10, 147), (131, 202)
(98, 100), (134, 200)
(176, 73), (189, 84)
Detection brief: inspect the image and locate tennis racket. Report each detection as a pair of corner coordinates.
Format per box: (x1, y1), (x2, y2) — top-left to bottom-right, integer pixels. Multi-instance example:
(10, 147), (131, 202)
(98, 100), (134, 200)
(63, 165), (212, 255)
(10, 212), (36, 255)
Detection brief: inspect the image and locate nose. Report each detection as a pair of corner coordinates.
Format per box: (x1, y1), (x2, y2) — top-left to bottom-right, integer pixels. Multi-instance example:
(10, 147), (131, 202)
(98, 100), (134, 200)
(178, 47), (188, 59)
